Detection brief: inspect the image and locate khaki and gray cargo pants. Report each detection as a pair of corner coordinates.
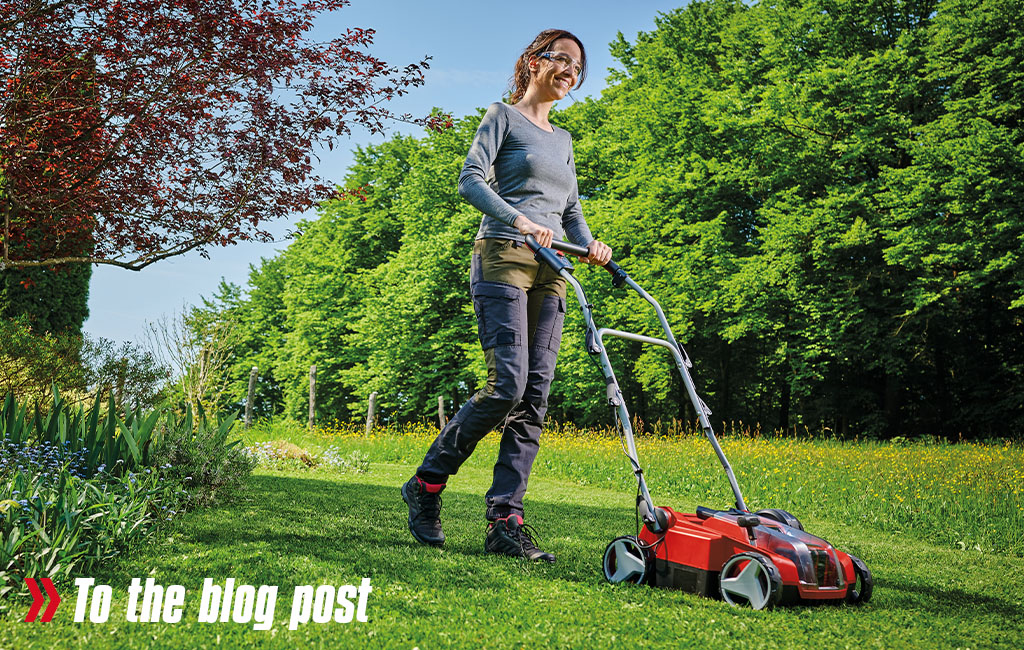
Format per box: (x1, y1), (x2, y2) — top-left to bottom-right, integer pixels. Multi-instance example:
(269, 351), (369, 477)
(417, 238), (567, 520)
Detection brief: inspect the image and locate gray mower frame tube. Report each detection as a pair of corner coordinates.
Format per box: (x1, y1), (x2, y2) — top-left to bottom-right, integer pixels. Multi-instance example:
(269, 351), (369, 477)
(524, 235), (748, 516)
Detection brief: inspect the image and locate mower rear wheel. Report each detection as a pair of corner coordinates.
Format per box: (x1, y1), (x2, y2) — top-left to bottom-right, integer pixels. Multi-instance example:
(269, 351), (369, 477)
(755, 508), (804, 531)
(719, 552), (782, 610)
(845, 554), (873, 605)
(602, 536), (650, 585)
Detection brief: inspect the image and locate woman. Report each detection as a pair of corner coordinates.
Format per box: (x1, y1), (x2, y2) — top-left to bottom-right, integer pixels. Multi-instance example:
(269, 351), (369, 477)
(402, 29), (612, 562)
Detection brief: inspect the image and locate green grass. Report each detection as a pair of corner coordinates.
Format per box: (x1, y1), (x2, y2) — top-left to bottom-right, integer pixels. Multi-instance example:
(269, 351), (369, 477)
(2, 426), (1023, 649)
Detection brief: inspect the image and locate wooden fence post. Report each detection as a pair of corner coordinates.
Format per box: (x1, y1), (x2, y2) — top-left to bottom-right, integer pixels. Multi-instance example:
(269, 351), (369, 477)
(437, 395), (447, 429)
(365, 391), (377, 436)
(308, 365), (316, 428)
(244, 366), (258, 429)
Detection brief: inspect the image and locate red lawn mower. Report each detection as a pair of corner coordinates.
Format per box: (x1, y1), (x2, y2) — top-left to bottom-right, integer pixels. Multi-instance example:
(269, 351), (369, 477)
(525, 236), (873, 609)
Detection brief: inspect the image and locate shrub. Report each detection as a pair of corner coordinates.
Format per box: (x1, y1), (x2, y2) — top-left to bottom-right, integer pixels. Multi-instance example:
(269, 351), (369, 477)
(80, 336), (170, 411)
(0, 318), (85, 404)
(149, 407), (255, 509)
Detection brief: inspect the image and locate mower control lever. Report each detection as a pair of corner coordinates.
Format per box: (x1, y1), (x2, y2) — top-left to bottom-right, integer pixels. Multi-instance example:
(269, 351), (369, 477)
(696, 507), (761, 543)
(736, 515), (761, 528)
(696, 506), (761, 529)
(530, 241), (574, 274)
(736, 515), (761, 544)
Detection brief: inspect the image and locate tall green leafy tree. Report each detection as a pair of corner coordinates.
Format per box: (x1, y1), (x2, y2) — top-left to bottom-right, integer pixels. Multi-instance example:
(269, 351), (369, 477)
(188, 275), (285, 418)
(212, 0), (1022, 437)
(339, 116), (484, 421)
(554, 0), (777, 428)
(275, 136), (420, 420)
(558, 0), (1022, 436)
(231, 257), (289, 419)
(875, 0), (1024, 432)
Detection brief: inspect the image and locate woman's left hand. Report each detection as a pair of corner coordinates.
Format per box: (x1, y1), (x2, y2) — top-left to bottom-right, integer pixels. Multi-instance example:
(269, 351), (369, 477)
(580, 240), (613, 265)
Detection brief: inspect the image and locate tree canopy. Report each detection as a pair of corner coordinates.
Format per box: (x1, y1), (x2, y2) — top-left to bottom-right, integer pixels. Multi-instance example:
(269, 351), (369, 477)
(203, 0), (1023, 438)
(0, 0), (437, 271)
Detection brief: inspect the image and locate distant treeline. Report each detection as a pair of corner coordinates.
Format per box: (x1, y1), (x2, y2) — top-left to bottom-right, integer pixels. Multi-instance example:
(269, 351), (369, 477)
(201, 0), (1023, 438)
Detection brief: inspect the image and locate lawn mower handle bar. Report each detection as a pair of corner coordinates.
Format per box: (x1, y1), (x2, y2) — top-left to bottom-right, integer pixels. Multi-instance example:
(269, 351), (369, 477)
(525, 233), (750, 516)
(525, 234), (590, 258)
(523, 235), (629, 287)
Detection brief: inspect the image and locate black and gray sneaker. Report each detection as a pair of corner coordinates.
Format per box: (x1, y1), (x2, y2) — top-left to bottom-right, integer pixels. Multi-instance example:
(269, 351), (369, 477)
(401, 475), (445, 547)
(484, 514), (556, 563)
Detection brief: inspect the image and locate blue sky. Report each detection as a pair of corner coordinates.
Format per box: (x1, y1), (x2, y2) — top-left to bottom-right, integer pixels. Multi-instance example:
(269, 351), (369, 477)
(84, 1), (684, 344)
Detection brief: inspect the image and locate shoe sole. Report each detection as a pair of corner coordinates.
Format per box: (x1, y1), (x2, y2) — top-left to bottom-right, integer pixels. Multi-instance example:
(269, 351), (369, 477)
(401, 482), (444, 547)
(484, 547), (556, 563)
(484, 541), (556, 563)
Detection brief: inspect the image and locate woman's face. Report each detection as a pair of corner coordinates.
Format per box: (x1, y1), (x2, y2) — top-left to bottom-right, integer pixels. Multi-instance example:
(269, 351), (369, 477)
(528, 37), (582, 101)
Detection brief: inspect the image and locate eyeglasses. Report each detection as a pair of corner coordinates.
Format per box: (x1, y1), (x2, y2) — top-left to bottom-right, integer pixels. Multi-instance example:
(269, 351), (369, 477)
(538, 51), (583, 78)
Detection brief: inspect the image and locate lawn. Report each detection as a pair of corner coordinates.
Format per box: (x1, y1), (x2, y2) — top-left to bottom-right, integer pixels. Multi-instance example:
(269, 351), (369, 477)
(2, 424), (1022, 649)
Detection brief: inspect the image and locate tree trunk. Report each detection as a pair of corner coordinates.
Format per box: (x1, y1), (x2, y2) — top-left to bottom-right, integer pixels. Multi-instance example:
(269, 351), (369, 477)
(779, 372), (790, 433)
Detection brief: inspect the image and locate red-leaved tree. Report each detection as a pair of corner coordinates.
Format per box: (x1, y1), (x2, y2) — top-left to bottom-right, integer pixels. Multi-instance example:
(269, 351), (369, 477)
(1, 0), (443, 271)
(2, 36), (103, 269)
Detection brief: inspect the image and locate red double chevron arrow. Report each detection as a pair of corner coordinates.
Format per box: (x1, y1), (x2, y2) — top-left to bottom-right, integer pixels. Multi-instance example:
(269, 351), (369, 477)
(24, 577), (60, 622)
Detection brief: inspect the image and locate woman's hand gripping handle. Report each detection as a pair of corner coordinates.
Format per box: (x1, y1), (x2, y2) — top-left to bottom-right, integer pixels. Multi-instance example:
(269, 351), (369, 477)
(524, 235), (629, 288)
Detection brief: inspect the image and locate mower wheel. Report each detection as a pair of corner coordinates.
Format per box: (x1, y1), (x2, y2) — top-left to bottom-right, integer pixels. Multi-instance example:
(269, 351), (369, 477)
(755, 508), (804, 531)
(845, 554), (873, 605)
(719, 552), (782, 610)
(602, 536), (650, 585)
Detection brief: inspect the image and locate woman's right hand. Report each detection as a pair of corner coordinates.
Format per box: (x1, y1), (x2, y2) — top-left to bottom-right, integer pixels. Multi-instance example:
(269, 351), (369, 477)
(514, 215), (553, 248)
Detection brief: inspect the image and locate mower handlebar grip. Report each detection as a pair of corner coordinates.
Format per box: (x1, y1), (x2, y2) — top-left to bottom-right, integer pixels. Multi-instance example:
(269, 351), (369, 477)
(546, 239), (590, 257)
(523, 235), (629, 288)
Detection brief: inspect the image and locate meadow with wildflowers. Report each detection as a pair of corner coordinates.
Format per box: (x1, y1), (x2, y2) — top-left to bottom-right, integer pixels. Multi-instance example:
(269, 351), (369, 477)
(245, 419), (1024, 558)
(2, 419), (1021, 648)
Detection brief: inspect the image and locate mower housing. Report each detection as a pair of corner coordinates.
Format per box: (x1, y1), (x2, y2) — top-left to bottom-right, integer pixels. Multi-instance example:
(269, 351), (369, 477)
(637, 506), (855, 603)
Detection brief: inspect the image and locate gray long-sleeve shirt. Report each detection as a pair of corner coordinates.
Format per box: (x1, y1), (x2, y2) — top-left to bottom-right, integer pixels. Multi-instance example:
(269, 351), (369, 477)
(458, 102), (595, 246)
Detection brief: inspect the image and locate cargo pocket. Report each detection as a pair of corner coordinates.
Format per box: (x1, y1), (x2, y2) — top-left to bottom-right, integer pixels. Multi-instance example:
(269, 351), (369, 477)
(472, 282), (525, 350)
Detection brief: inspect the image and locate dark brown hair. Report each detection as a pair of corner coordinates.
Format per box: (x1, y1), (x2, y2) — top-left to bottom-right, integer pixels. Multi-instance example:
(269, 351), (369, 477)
(507, 29), (587, 104)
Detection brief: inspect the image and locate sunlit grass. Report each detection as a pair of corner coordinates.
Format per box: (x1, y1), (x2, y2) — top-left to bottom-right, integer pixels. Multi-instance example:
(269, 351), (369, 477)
(3, 419), (1022, 649)
(245, 418), (1024, 557)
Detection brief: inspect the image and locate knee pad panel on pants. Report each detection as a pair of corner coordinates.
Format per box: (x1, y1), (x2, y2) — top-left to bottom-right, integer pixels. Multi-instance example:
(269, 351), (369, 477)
(478, 346), (528, 406)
